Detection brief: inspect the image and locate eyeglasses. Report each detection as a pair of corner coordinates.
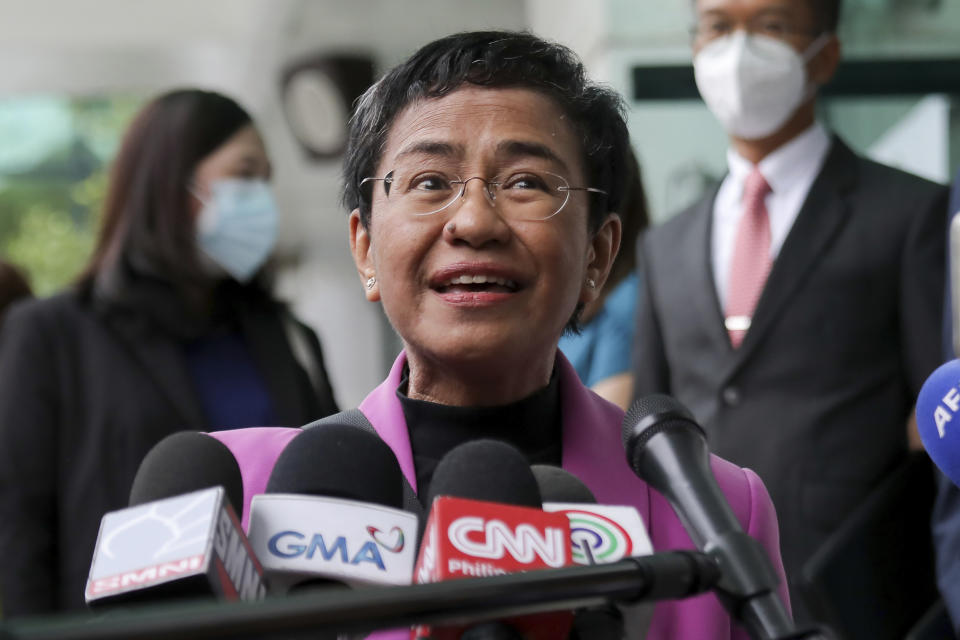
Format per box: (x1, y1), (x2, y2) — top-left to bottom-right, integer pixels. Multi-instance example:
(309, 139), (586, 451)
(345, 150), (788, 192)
(360, 167), (606, 221)
(691, 14), (822, 47)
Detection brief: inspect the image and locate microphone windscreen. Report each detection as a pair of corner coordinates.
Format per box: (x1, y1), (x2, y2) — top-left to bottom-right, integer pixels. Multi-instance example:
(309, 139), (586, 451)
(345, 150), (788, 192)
(266, 423), (404, 508)
(621, 393), (698, 449)
(426, 439), (541, 508)
(917, 359), (960, 485)
(129, 431), (243, 510)
(531, 465), (596, 504)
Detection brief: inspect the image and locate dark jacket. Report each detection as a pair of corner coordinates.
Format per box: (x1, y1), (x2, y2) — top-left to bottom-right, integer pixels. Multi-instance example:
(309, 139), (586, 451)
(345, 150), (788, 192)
(0, 283), (337, 616)
(633, 137), (946, 609)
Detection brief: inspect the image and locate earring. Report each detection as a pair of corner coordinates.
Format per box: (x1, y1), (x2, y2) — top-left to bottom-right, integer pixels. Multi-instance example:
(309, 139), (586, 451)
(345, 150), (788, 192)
(366, 276), (376, 290)
(586, 278), (596, 289)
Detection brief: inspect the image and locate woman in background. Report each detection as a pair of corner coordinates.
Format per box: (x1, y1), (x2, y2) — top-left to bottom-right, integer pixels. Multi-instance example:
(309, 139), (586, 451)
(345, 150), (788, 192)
(0, 89), (337, 616)
(559, 148), (649, 409)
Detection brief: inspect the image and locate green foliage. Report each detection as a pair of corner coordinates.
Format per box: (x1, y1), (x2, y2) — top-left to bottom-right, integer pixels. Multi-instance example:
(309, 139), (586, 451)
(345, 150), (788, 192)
(0, 94), (140, 296)
(4, 205), (97, 296)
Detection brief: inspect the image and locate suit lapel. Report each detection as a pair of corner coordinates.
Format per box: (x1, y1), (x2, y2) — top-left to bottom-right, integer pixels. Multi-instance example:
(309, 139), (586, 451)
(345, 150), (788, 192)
(685, 185), (731, 351)
(101, 313), (207, 430)
(726, 137), (858, 376)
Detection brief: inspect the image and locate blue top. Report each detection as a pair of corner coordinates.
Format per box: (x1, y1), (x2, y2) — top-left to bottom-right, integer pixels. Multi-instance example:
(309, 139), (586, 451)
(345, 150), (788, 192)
(183, 331), (277, 430)
(558, 272), (638, 387)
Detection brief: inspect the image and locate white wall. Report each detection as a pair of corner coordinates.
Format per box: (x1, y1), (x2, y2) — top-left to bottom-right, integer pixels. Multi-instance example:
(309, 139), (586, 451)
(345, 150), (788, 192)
(0, 0), (528, 408)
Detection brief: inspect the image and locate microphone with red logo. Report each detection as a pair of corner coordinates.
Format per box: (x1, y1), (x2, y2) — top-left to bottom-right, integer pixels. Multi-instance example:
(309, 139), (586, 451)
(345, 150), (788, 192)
(413, 440), (574, 640)
(533, 465), (652, 640)
(85, 431), (266, 608)
(246, 423), (419, 594)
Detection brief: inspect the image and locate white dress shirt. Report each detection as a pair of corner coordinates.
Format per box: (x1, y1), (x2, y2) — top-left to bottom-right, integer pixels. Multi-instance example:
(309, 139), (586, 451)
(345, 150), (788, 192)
(711, 122), (832, 309)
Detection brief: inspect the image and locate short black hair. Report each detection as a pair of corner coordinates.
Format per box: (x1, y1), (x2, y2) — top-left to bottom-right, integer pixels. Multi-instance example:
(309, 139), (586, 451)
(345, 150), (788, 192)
(342, 30), (630, 233)
(811, 0), (842, 32)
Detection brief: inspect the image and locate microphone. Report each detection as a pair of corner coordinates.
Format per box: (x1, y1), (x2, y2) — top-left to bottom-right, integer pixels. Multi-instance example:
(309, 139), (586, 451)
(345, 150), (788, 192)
(246, 424), (419, 593)
(917, 359), (960, 485)
(622, 395), (795, 640)
(85, 432), (266, 607)
(534, 465), (652, 565)
(534, 465), (652, 640)
(414, 440), (573, 640)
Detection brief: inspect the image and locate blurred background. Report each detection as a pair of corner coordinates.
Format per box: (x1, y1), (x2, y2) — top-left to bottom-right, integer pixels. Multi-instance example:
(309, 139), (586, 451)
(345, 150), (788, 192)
(0, 0), (957, 407)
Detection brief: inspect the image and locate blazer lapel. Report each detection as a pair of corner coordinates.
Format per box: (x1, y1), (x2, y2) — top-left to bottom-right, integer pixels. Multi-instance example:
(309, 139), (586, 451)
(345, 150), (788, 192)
(726, 137), (858, 374)
(101, 312), (207, 430)
(685, 185), (731, 351)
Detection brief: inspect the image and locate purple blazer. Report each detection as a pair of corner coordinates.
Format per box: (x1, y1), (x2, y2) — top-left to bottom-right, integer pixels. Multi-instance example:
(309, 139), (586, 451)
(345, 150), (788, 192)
(211, 351), (790, 639)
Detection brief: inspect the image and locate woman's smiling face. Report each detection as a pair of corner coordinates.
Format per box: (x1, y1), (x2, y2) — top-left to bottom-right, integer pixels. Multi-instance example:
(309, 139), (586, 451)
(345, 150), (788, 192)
(349, 86), (619, 402)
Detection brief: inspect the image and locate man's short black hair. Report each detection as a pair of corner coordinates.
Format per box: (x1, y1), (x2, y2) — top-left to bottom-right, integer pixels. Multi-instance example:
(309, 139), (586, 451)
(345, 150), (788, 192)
(342, 30), (630, 233)
(811, 0), (842, 32)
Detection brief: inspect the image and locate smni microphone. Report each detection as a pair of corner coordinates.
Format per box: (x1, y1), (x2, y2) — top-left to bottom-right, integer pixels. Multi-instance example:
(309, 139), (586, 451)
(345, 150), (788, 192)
(247, 424), (419, 593)
(414, 440), (573, 640)
(917, 359), (960, 486)
(86, 432), (266, 607)
(622, 395), (796, 640)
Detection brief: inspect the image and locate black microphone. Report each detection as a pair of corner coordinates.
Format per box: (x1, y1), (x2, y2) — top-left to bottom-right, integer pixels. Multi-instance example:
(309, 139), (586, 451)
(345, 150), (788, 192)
(128, 431), (244, 508)
(86, 432), (266, 608)
(530, 465), (597, 504)
(426, 439), (542, 508)
(622, 395), (803, 640)
(417, 440), (572, 640)
(247, 423), (419, 594)
(532, 466), (646, 640)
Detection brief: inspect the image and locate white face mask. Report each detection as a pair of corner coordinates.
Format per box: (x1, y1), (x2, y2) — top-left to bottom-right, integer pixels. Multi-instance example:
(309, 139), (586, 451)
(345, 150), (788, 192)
(693, 31), (829, 140)
(195, 178), (278, 283)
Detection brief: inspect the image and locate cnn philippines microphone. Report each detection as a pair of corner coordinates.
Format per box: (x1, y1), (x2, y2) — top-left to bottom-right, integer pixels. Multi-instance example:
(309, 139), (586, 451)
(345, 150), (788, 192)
(246, 424), (419, 594)
(917, 359), (960, 485)
(414, 440), (573, 640)
(622, 395), (802, 640)
(85, 431), (266, 607)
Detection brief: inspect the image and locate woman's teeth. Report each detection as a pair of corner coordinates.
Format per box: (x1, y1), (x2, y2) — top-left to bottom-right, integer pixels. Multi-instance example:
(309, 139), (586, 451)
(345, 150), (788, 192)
(441, 274), (517, 289)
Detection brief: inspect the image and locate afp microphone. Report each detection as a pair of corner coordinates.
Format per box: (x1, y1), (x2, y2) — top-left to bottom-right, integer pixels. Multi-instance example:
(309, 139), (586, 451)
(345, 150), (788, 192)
(246, 424), (419, 593)
(917, 359), (960, 485)
(414, 440), (572, 640)
(85, 432), (266, 607)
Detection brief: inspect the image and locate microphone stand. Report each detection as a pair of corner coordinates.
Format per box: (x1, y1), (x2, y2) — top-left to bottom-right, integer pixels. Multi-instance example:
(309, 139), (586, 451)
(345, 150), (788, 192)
(4, 552), (716, 640)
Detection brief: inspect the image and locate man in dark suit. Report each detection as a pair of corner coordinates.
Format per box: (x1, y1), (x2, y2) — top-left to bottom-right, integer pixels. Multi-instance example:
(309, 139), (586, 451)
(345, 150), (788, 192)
(633, 0), (947, 621)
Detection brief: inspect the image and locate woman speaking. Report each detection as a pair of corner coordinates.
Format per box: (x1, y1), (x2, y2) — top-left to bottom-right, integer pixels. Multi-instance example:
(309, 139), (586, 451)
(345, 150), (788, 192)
(207, 31), (787, 637)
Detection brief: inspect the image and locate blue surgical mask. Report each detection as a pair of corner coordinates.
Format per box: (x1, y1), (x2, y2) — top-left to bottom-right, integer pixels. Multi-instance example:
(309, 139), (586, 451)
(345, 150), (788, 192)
(195, 178), (278, 282)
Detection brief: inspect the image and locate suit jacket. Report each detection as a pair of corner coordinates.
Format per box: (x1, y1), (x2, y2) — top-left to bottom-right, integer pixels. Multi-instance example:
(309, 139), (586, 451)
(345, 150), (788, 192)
(633, 136), (947, 606)
(0, 287), (337, 616)
(210, 350), (790, 639)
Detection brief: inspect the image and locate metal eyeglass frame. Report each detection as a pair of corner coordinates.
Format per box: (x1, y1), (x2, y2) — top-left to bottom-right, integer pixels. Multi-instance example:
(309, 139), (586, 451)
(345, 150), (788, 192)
(359, 170), (607, 221)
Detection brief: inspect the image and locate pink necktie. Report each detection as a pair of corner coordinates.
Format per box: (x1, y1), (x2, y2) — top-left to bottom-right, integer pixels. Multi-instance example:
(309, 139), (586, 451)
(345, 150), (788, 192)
(725, 168), (772, 348)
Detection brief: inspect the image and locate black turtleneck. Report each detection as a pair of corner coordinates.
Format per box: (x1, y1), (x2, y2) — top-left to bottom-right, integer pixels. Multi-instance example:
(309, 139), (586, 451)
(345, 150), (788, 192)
(397, 365), (562, 503)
